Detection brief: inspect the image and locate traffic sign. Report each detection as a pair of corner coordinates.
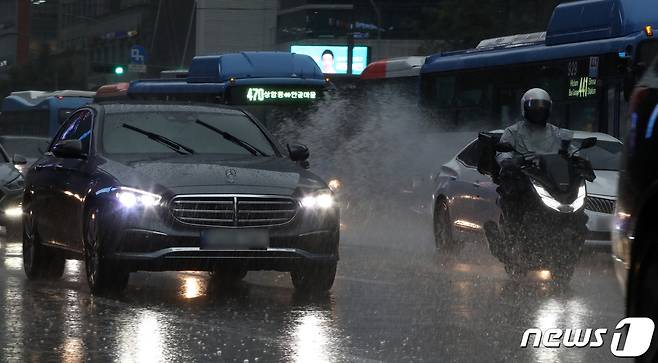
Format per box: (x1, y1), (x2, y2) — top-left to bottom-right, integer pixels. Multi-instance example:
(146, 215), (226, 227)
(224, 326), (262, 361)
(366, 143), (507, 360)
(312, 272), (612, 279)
(130, 45), (146, 65)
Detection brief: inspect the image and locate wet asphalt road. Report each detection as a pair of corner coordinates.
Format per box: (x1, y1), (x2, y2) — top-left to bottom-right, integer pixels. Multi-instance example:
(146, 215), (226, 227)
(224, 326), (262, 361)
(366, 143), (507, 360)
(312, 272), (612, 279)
(0, 208), (624, 363)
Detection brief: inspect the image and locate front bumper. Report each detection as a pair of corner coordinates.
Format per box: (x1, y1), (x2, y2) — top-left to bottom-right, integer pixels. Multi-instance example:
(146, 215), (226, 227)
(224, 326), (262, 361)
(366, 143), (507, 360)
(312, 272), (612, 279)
(101, 199), (340, 272)
(112, 246), (337, 272)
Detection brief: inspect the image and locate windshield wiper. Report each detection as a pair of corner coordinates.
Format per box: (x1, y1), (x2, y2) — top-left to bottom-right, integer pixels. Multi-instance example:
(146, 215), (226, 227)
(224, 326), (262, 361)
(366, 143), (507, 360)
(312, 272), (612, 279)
(195, 119), (269, 156)
(122, 123), (195, 155)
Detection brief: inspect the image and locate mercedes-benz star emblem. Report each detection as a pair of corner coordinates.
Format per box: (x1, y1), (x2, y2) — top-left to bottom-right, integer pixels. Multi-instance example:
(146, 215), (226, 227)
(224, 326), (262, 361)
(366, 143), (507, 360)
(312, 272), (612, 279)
(225, 168), (237, 184)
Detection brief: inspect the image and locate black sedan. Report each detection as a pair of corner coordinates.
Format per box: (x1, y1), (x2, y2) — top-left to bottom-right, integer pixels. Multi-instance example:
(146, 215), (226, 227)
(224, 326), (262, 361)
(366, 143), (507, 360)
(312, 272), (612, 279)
(22, 102), (339, 294)
(612, 56), (658, 361)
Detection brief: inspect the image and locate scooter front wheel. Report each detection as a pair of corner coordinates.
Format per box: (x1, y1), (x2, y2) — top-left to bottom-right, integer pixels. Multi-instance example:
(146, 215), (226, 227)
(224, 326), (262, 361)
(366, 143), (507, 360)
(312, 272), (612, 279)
(551, 264), (575, 283)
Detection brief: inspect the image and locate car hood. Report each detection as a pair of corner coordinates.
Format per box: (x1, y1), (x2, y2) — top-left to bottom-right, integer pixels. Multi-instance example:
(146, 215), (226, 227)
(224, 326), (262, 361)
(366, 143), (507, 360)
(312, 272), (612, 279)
(100, 155), (327, 195)
(586, 170), (618, 198)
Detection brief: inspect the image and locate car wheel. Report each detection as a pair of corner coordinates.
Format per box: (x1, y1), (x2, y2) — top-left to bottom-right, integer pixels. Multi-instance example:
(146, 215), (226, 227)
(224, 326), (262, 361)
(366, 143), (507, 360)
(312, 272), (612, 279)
(290, 262), (337, 293)
(22, 209), (65, 280)
(433, 198), (458, 253)
(84, 208), (129, 295)
(210, 266), (247, 285)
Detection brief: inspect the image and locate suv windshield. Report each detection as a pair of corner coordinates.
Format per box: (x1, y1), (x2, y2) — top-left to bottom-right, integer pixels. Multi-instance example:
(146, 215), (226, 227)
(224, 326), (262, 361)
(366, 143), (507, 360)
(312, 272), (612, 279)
(102, 108), (276, 156)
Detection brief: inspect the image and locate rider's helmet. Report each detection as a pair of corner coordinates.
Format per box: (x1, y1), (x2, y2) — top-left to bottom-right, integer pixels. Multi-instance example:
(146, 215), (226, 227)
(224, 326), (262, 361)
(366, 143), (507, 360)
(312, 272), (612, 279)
(521, 88), (552, 127)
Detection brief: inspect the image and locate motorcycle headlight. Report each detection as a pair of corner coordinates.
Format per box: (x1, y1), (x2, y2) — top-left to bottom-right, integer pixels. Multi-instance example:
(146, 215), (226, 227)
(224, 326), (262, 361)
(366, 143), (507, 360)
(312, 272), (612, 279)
(569, 183), (587, 211)
(300, 190), (335, 209)
(531, 181), (586, 213)
(114, 187), (162, 208)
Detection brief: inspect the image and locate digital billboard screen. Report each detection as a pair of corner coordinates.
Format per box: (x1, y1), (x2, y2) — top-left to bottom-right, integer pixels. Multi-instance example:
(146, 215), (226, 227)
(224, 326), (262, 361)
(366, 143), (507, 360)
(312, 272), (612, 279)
(290, 45), (369, 76)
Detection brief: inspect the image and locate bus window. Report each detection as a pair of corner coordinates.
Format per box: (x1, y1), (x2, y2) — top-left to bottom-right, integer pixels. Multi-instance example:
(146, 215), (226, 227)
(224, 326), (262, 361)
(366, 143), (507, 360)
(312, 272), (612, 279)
(0, 111), (50, 136)
(435, 75), (456, 109)
(58, 109), (75, 124)
(568, 102), (599, 132)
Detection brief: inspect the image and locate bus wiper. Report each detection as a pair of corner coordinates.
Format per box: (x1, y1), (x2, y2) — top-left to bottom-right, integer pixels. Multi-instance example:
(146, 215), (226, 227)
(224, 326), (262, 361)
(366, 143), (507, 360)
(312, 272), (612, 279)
(195, 119), (269, 156)
(122, 123), (195, 155)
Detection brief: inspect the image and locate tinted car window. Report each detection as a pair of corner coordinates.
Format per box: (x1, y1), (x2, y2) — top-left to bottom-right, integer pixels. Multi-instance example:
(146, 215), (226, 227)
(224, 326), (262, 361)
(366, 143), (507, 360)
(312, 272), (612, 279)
(55, 110), (93, 153)
(0, 111), (50, 136)
(575, 140), (622, 171)
(102, 109), (276, 155)
(0, 138), (49, 158)
(457, 140), (480, 167)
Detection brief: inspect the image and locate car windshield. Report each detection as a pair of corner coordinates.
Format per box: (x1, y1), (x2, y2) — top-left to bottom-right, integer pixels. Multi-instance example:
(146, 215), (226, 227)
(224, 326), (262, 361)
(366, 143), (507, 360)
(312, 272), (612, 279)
(574, 139), (622, 171)
(102, 108), (276, 156)
(0, 138), (48, 158)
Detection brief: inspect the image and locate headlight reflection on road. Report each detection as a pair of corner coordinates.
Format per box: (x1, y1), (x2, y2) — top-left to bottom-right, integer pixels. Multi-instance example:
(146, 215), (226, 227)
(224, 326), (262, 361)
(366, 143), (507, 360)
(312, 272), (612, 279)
(118, 311), (166, 363)
(532, 298), (589, 362)
(292, 311), (332, 363)
(179, 273), (206, 299)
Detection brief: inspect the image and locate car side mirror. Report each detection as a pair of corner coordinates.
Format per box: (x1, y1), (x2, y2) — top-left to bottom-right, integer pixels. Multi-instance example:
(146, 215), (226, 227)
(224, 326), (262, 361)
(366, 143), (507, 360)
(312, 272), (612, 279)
(580, 137), (597, 150)
(287, 143), (309, 162)
(12, 154), (27, 165)
(52, 139), (85, 159)
(495, 142), (515, 153)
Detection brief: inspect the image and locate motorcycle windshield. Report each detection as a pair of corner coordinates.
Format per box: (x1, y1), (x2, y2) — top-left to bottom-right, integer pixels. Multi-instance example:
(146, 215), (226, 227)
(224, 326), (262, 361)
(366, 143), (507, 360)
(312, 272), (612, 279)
(524, 154), (578, 203)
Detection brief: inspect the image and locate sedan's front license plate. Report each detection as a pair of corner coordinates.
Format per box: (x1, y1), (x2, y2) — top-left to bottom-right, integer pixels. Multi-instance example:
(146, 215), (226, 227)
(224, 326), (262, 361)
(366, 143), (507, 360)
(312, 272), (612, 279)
(200, 229), (269, 250)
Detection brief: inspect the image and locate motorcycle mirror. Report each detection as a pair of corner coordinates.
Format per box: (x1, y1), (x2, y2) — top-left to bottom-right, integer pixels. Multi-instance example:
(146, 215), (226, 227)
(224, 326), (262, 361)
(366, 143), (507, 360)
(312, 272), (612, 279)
(580, 137), (597, 150)
(495, 142), (515, 153)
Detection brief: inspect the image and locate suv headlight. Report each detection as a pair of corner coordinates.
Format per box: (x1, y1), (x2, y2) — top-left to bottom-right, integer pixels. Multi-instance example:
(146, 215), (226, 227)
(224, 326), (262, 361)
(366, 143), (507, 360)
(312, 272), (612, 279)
(114, 187), (162, 208)
(300, 190), (335, 209)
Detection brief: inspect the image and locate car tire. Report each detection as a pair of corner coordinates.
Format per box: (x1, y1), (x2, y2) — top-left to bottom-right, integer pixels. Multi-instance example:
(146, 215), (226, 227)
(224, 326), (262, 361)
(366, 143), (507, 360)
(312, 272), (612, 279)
(211, 266), (247, 285)
(291, 262), (337, 293)
(433, 198), (459, 253)
(84, 208), (129, 295)
(22, 209), (65, 280)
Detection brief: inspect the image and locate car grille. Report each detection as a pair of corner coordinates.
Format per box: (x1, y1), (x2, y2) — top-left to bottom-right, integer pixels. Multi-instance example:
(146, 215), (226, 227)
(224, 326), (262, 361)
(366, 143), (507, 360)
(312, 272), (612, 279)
(170, 195), (298, 227)
(585, 196), (615, 214)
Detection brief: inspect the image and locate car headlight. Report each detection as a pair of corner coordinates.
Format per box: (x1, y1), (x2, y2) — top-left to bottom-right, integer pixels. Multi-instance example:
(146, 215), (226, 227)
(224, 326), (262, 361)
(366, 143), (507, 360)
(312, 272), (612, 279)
(300, 190), (335, 209)
(531, 181), (586, 213)
(4, 205), (22, 218)
(114, 187), (162, 208)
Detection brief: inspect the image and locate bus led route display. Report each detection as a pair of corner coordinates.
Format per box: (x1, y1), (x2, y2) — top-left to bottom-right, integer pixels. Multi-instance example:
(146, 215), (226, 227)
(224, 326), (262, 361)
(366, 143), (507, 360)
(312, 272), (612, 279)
(568, 76), (598, 98)
(244, 87), (317, 103)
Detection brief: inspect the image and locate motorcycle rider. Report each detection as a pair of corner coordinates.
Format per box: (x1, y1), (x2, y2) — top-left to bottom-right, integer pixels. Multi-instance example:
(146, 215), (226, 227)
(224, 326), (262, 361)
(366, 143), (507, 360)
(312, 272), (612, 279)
(495, 88), (572, 225)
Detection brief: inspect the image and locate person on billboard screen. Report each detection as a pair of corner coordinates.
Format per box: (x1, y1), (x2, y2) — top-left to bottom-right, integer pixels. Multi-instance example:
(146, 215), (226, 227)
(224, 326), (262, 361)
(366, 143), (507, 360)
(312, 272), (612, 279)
(321, 49), (336, 74)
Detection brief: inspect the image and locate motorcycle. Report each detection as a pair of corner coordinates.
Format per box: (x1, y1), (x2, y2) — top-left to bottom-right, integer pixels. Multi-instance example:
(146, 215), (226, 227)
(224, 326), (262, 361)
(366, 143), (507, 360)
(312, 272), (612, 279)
(477, 133), (597, 282)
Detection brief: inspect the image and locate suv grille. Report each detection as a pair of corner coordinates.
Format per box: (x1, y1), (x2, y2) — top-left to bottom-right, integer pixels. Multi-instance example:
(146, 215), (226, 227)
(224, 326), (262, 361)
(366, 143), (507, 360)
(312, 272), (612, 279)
(585, 196), (615, 214)
(170, 195), (298, 227)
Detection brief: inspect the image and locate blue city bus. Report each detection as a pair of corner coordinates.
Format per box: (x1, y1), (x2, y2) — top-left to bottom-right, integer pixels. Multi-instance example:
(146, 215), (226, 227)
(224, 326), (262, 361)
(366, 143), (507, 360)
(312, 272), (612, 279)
(0, 90), (95, 137)
(95, 52), (333, 128)
(419, 0), (658, 138)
